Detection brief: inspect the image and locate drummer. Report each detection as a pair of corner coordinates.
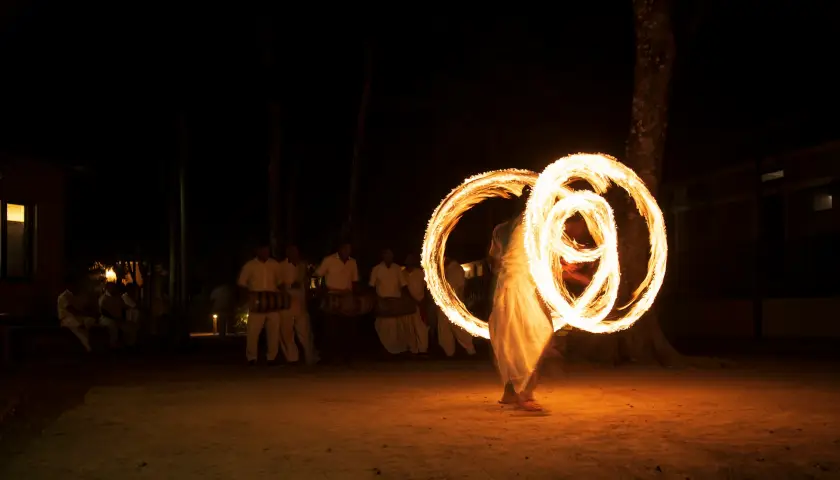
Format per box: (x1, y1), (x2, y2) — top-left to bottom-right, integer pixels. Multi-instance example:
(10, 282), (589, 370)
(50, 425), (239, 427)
(238, 240), (284, 366)
(314, 241), (360, 363)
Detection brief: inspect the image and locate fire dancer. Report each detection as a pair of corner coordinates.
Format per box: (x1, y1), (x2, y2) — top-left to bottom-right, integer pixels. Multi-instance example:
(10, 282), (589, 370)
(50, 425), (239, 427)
(488, 190), (591, 411)
(237, 241), (283, 366)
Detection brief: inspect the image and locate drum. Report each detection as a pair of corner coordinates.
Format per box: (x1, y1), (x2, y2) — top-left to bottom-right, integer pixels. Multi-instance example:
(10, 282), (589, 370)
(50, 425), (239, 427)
(321, 291), (375, 317)
(374, 295), (417, 318)
(248, 291), (291, 313)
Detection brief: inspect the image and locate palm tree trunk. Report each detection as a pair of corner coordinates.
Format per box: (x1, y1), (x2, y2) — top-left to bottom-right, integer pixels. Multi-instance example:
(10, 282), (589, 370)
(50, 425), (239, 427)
(344, 42), (373, 246)
(569, 0), (681, 366)
(269, 102), (282, 257)
(617, 0), (681, 365)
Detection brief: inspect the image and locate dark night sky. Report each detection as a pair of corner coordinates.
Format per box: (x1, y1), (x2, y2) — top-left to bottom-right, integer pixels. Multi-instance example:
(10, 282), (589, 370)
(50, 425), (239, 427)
(1, 3), (838, 280)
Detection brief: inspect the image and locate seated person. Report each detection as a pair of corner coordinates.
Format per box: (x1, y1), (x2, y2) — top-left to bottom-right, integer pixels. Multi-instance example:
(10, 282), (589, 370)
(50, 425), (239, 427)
(122, 283), (143, 342)
(59, 276), (109, 352)
(98, 283), (128, 348)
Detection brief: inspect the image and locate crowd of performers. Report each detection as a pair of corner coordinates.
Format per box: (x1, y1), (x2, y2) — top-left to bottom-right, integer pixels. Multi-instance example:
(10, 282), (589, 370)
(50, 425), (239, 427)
(233, 242), (477, 367)
(56, 188), (592, 412)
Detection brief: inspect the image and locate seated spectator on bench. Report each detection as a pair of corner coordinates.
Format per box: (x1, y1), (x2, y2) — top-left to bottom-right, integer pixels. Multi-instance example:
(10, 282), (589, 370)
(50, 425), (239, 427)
(122, 283), (142, 330)
(99, 283), (137, 348)
(59, 276), (117, 352)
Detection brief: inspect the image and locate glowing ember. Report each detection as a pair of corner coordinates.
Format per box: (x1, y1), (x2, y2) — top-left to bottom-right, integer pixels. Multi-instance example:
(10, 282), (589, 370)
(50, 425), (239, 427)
(422, 153), (667, 338)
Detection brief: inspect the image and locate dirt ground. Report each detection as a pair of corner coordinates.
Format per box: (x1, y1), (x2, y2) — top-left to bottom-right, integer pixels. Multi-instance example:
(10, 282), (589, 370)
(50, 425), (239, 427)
(2, 358), (840, 480)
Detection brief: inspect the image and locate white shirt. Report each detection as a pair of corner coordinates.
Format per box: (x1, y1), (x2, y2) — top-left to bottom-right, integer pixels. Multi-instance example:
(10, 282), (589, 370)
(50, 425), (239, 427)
(444, 261), (466, 298)
(316, 254), (359, 291)
(403, 268), (426, 302)
(238, 257), (283, 292)
(369, 262), (405, 298)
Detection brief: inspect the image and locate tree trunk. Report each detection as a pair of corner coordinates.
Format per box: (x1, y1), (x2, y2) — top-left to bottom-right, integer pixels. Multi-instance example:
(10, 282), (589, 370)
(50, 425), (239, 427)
(617, 0), (683, 366)
(568, 0), (682, 366)
(343, 42), (373, 247)
(268, 102), (283, 257)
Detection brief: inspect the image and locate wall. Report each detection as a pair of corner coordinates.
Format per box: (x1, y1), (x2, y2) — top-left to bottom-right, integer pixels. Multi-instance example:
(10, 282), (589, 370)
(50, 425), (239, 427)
(0, 158), (65, 318)
(662, 298), (840, 339)
(660, 142), (840, 339)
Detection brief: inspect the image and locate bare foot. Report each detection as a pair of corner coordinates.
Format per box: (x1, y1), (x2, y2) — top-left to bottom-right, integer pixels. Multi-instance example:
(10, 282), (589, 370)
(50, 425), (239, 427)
(517, 398), (543, 412)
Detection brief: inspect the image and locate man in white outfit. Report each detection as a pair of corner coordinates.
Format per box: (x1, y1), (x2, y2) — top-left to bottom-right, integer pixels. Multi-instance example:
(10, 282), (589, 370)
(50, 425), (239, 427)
(238, 242), (283, 366)
(315, 242), (360, 363)
(402, 253), (429, 354)
(278, 245), (318, 365)
(370, 249), (412, 355)
(437, 257), (476, 356)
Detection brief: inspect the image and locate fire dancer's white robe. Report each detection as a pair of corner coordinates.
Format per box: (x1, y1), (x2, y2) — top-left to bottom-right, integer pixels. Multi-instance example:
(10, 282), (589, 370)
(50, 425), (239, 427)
(488, 217), (553, 392)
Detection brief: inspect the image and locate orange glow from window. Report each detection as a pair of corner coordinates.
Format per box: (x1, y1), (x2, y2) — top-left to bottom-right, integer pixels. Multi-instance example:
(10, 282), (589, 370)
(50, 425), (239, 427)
(7, 204), (24, 223)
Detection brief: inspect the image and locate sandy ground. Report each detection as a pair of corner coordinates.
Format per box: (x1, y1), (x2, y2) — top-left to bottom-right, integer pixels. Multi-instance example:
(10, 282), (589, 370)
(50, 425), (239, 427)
(2, 359), (840, 480)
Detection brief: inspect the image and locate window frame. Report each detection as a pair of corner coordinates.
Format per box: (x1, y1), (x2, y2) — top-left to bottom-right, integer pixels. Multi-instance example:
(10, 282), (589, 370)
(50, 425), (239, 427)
(0, 200), (37, 281)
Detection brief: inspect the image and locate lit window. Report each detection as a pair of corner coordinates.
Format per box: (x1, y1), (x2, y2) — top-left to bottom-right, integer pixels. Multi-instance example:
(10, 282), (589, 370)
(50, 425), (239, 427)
(813, 193), (833, 212)
(2, 202), (35, 279)
(760, 170), (784, 182)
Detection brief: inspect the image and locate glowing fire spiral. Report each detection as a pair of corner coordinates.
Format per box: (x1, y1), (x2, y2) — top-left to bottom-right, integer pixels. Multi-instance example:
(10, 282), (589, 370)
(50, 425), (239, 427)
(421, 153), (667, 339)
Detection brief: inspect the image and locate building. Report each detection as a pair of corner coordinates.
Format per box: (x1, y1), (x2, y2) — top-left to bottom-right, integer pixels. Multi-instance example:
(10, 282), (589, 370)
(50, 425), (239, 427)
(0, 157), (65, 318)
(660, 141), (840, 340)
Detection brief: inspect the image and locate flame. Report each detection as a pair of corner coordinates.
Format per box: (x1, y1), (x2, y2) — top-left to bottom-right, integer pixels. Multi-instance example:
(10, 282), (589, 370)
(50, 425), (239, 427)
(104, 268), (117, 283)
(421, 153), (667, 338)
(524, 153), (668, 334)
(422, 169), (538, 339)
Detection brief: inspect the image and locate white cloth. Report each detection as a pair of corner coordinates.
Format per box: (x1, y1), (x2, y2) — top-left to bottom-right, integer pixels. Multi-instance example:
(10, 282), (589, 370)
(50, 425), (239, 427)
(403, 268), (425, 302)
(369, 262), (405, 298)
(403, 268), (429, 353)
(444, 261), (466, 298)
(57, 289), (78, 323)
(315, 254), (359, 291)
(488, 218), (553, 392)
(371, 262), (413, 354)
(436, 261), (473, 356)
(279, 309), (318, 364)
(238, 258), (283, 292)
(239, 258), (283, 361)
(278, 259), (308, 314)
(375, 314), (420, 354)
(58, 290), (95, 352)
(246, 311), (280, 362)
(437, 308), (475, 356)
(409, 312), (428, 353)
(277, 259), (317, 363)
